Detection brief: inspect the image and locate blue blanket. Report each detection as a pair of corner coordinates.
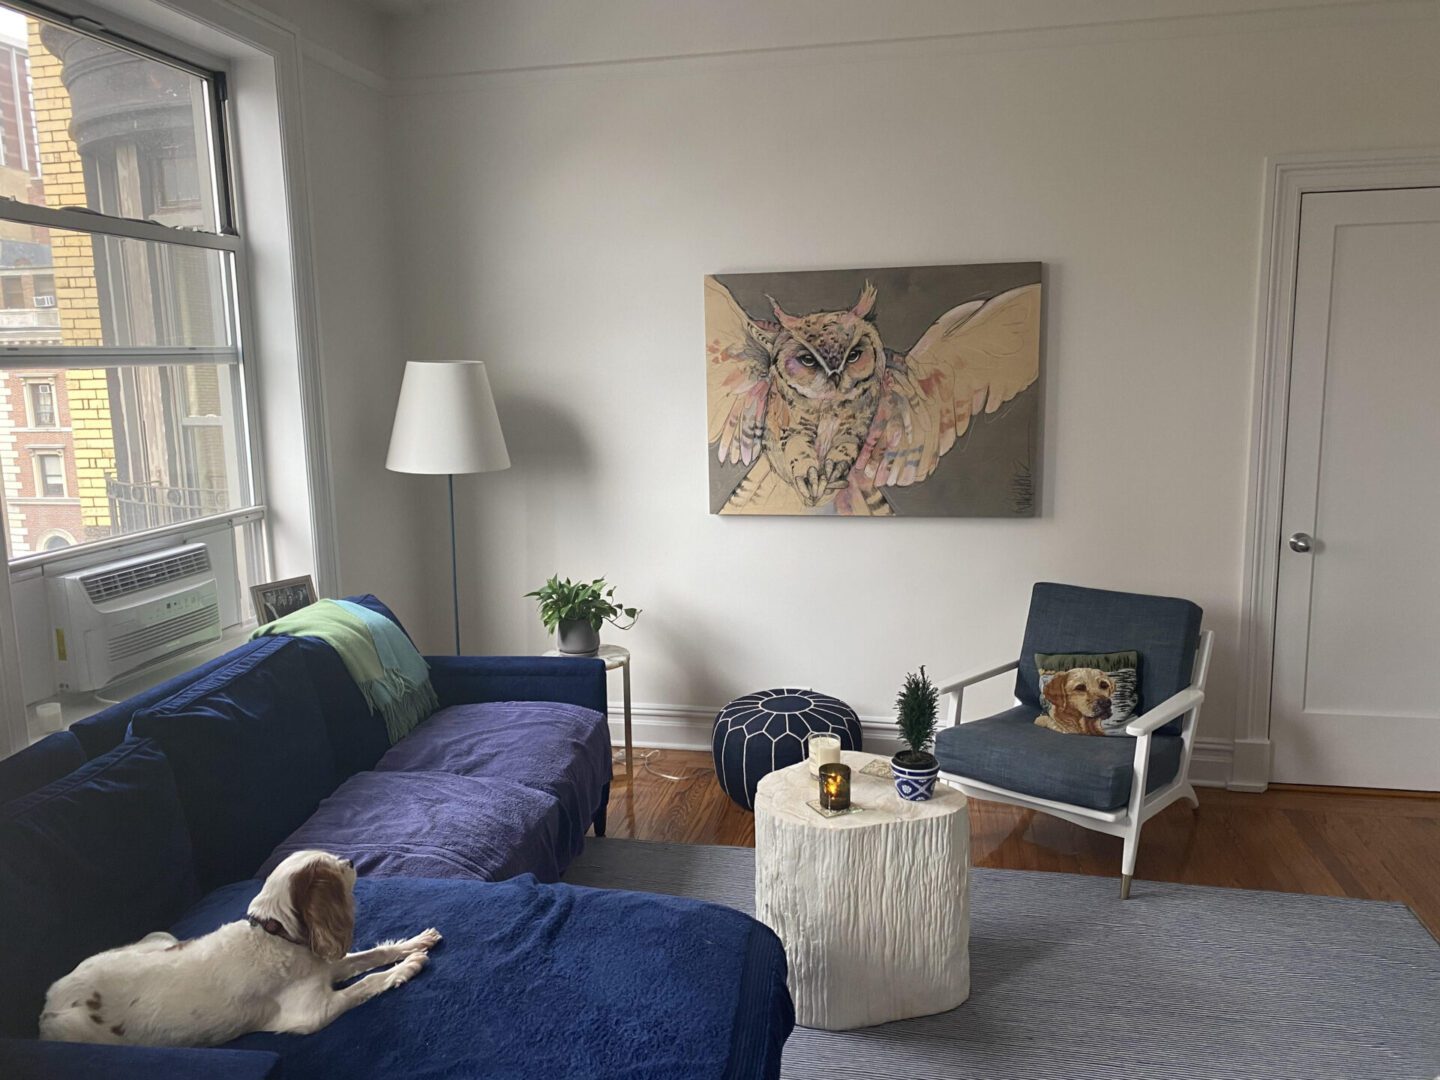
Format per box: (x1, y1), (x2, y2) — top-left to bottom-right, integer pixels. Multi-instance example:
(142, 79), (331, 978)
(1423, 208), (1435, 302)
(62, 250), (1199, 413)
(171, 875), (792, 1080)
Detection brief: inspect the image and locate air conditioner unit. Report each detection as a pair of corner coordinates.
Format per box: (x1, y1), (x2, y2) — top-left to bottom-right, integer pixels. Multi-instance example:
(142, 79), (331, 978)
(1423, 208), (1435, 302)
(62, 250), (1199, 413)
(48, 542), (222, 693)
(34, 295), (56, 308)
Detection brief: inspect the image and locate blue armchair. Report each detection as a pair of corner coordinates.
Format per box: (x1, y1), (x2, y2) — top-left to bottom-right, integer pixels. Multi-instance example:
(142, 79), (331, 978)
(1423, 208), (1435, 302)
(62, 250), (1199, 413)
(933, 583), (1213, 899)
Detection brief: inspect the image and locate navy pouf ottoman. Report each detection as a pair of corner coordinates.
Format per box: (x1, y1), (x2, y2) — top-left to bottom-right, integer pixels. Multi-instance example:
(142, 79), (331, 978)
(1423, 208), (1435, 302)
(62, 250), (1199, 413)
(712, 688), (863, 811)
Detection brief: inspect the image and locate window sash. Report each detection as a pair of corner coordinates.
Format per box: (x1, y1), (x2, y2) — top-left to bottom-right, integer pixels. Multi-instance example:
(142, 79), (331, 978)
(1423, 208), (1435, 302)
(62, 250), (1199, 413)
(6, 503), (265, 574)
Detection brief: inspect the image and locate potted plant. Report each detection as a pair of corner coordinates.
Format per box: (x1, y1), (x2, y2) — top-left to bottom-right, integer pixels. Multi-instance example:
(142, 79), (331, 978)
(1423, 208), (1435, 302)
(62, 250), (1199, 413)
(892, 666), (940, 801)
(526, 575), (640, 656)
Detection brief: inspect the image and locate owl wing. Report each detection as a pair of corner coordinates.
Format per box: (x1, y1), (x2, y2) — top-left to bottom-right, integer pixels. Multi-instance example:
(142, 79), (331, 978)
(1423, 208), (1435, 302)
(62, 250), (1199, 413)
(705, 276), (776, 467)
(855, 283), (1040, 488)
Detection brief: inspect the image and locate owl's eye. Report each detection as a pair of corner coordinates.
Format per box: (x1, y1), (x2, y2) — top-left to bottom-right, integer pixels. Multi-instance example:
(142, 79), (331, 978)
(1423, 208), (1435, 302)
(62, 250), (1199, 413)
(798, 354), (817, 367)
(846, 346), (863, 364)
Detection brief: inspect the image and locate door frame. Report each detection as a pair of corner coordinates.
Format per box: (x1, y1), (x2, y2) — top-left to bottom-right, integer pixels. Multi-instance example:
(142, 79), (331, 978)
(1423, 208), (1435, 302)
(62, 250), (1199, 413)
(1235, 148), (1440, 792)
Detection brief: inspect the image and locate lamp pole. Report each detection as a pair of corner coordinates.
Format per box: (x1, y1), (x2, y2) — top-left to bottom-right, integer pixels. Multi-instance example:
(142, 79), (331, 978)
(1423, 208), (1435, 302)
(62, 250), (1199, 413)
(448, 473), (461, 655)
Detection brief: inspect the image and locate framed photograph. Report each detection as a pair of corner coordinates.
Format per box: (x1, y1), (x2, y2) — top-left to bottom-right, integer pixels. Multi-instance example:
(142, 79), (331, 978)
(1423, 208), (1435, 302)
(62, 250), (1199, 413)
(250, 575), (318, 624)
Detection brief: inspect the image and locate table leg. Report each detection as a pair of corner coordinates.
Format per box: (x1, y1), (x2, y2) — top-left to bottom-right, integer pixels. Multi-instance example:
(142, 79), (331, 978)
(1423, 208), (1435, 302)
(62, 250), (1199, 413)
(623, 658), (633, 785)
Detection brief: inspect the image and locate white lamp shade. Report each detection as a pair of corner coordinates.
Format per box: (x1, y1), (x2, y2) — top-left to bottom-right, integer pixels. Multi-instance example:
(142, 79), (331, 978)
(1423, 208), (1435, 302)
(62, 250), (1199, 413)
(386, 361), (512, 475)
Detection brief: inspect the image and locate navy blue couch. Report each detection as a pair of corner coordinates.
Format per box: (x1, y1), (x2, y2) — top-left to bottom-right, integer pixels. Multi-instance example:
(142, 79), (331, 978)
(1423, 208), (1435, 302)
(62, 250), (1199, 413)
(0, 595), (793, 1079)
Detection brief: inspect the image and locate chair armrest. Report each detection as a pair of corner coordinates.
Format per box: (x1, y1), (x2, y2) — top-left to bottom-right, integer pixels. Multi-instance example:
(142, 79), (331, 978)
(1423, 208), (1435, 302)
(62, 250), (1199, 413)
(1124, 686), (1204, 737)
(425, 655), (608, 715)
(936, 658), (1019, 694)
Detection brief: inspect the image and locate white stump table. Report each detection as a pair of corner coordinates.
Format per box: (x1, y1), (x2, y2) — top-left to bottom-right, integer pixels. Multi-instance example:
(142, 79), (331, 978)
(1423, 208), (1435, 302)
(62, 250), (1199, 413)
(753, 750), (970, 1030)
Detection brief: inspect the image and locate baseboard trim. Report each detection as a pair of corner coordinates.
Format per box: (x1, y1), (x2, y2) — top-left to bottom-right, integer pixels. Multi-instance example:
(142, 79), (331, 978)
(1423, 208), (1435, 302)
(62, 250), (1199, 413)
(609, 702), (1238, 788)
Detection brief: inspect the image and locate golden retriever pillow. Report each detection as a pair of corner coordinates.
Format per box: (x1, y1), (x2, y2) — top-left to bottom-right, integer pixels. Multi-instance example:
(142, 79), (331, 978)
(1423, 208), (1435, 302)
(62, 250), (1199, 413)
(1034, 651), (1139, 736)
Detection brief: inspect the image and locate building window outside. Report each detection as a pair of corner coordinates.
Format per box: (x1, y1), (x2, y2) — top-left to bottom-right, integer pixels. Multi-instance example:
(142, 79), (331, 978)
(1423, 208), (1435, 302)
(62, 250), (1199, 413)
(24, 379), (56, 427)
(40, 530), (73, 550)
(34, 450), (65, 497)
(0, 4), (261, 564)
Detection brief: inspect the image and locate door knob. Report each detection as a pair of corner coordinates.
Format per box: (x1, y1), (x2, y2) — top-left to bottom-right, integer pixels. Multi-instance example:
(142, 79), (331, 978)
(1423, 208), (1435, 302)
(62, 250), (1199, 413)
(1288, 532), (1313, 553)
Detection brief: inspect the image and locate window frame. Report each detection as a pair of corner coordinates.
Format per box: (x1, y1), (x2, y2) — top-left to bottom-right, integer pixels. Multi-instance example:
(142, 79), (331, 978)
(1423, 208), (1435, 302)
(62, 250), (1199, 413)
(0, 0), (268, 580)
(22, 378), (58, 428)
(31, 449), (67, 498)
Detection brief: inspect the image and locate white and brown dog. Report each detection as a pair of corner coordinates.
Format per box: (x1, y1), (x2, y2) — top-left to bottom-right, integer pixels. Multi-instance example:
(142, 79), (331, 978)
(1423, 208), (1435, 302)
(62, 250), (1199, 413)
(40, 850), (439, 1047)
(1035, 668), (1116, 736)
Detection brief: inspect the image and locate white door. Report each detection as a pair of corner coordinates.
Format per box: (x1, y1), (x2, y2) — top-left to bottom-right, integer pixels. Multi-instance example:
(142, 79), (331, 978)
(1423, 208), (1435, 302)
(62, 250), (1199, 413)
(1271, 187), (1440, 790)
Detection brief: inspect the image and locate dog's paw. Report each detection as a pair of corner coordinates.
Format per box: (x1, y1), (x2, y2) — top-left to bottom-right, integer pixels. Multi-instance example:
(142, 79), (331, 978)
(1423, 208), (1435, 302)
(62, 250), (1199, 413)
(411, 928), (442, 951)
(387, 951), (428, 988)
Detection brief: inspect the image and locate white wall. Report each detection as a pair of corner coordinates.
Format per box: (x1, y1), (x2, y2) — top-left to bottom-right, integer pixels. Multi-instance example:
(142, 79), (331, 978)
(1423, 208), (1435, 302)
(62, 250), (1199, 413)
(382, 0), (1440, 764)
(170, 0), (445, 646)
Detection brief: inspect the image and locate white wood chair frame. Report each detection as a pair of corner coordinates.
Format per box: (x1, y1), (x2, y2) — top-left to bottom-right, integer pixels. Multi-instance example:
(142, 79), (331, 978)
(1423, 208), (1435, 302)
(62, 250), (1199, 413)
(936, 630), (1213, 899)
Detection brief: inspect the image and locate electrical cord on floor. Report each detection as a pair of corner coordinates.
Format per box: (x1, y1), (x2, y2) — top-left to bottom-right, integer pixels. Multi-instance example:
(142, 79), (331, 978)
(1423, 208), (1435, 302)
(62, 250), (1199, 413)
(614, 748), (706, 782)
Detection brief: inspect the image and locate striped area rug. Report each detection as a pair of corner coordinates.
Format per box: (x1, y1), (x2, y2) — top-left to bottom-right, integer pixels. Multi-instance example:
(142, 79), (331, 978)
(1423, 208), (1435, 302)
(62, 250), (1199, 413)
(564, 838), (1440, 1080)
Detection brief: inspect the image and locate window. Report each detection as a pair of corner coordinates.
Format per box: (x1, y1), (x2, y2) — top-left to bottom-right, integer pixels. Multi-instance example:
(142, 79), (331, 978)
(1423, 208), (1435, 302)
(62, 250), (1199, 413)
(33, 451), (65, 498)
(24, 380), (56, 427)
(40, 531), (73, 550)
(0, 4), (261, 567)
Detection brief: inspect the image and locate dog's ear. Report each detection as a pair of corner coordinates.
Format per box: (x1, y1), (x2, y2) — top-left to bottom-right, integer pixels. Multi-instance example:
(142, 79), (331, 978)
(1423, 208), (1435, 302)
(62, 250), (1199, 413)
(1042, 672), (1070, 711)
(291, 861), (354, 962)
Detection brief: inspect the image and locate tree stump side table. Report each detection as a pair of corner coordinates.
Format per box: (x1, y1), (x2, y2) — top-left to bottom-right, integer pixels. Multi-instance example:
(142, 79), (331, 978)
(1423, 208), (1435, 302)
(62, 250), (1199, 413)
(753, 750), (970, 1030)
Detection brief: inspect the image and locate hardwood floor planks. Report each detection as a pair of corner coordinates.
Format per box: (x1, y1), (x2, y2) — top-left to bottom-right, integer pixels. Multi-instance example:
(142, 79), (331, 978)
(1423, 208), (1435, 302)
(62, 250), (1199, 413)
(601, 750), (1440, 937)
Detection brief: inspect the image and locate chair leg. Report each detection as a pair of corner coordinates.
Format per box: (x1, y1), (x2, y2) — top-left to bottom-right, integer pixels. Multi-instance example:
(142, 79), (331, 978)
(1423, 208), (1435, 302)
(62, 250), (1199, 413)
(1120, 821), (1142, 900)
(1181, 782), (1200, 811)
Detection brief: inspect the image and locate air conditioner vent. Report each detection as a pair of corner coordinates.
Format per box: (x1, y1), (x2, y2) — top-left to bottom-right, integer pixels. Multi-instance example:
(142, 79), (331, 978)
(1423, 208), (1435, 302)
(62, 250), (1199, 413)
(81, 547), (212, 604)
(106, 601), (221, 664)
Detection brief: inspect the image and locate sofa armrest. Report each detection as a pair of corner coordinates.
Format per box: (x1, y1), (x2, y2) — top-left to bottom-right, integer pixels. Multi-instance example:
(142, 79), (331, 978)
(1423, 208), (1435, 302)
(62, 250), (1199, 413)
(1124, 686), (1205, 737)
(0, 1038), (282, 1080)
(426, 655), (608, 715)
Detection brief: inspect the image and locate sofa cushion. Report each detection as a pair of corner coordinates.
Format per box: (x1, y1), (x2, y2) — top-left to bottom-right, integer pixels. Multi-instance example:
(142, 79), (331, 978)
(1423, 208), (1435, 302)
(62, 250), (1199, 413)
(170, 874), (793, 1080)
(934, 705), (1184, 811)
(260, 771), (565, 882)
(68, 638), (280, 760)
(376, 702), (610, 859)
(290, 636), (392, 781)
(0, 1038), (283, 1080)
(0, 730), (85, 804)
(1016, 583), (1203, 735)
(0, 738), (197, 1038)
(130, 637), (336, 890)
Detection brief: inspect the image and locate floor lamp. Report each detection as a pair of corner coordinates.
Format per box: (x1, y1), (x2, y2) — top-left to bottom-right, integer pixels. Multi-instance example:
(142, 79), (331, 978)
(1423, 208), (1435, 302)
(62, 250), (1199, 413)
(386, 361), (511, 655)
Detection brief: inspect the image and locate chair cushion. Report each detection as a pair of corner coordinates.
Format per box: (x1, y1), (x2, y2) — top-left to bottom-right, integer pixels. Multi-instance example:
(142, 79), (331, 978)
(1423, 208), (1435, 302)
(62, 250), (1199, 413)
(170, 874), (793, 1080)
(935, 705), (1184, 811)
(1017, 583), (1202, 735)
(375, 702), (610, 861)
(130, 637), (336, 891)
(0, 738), (198, 1038)
(259, 771), (566, 883)
(0, 731), (85, 804)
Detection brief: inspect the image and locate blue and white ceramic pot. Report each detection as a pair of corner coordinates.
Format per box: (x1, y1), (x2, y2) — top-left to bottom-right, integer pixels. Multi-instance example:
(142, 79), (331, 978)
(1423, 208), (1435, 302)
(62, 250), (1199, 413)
(891, 751), (940, 802)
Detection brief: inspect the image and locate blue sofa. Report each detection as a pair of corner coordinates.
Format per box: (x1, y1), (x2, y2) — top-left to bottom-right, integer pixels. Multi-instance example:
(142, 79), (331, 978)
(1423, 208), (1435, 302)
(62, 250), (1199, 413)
(0, 596), (793, 1079)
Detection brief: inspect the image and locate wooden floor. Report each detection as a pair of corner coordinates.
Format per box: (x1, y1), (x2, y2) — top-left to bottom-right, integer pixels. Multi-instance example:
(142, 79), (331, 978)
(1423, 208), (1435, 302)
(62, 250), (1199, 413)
(602, 749), (1440, 938)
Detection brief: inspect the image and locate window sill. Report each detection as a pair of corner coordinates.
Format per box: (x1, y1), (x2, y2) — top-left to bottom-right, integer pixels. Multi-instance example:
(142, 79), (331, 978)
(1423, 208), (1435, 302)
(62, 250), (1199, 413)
(23, 620), (256, 742)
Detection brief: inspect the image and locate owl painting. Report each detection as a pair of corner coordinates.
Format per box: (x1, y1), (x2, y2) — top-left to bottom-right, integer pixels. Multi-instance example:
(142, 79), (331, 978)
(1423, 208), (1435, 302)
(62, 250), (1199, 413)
(705, 263), (1042, 516)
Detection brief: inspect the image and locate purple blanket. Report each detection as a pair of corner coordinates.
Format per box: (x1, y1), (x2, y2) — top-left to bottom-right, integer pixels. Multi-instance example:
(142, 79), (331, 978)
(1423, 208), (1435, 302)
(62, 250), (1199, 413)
(260, 771), (564, 881)
(376, 701), (610, 858)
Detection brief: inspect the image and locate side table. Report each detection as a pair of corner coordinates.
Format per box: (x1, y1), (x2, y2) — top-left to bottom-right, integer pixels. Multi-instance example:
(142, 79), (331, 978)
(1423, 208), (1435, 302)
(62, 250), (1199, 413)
(544, 644), (632, 785)
(753, 750), (970, 1030)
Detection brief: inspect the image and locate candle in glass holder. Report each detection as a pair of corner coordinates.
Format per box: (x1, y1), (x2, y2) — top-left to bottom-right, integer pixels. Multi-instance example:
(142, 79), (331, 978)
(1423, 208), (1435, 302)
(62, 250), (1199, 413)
(807, 732), (842, 776)
(818, 762), (851, 811)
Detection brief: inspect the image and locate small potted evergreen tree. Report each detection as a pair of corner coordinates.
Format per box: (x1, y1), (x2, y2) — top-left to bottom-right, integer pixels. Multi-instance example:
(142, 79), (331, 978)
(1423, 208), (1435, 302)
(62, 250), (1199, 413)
(892, 666), (940, 801)
(526, 575), (640, 656)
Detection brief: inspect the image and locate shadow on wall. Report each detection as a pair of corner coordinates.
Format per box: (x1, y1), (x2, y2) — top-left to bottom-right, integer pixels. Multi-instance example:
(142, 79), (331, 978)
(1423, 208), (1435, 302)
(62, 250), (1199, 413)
(473, 392), (598, 652)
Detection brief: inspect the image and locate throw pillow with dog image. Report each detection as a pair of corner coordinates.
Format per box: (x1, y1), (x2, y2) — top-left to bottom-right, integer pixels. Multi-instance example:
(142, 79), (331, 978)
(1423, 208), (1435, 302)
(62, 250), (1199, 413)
(1034, 651), (1140, 736)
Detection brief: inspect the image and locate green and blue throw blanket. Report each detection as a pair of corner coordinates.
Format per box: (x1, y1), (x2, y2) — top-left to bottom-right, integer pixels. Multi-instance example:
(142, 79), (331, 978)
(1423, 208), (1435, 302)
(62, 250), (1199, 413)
(252, 598), (439, 744)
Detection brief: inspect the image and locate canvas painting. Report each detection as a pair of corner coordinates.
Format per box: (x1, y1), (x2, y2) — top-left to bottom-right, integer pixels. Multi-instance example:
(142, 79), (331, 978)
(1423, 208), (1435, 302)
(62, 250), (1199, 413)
(705, 263), (1042, 516)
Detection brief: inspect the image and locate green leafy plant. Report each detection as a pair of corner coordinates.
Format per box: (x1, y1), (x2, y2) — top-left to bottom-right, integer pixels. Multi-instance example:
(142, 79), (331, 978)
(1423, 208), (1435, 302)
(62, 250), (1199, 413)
(525, 575), (640, 633)
(894, 665), (939, 763)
